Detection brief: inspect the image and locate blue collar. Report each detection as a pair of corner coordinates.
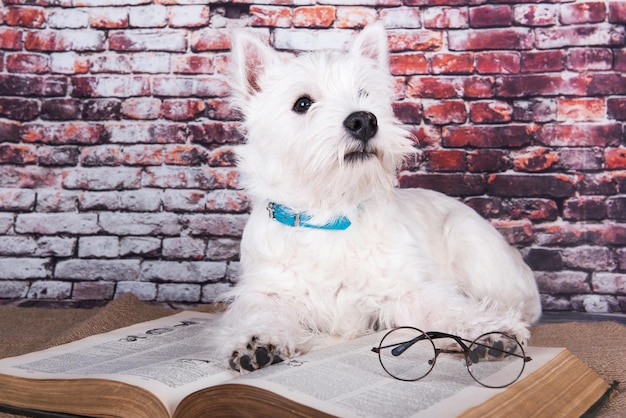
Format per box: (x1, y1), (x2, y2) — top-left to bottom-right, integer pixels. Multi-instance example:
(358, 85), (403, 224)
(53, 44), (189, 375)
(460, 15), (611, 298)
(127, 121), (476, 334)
(267, 202), (351, 230)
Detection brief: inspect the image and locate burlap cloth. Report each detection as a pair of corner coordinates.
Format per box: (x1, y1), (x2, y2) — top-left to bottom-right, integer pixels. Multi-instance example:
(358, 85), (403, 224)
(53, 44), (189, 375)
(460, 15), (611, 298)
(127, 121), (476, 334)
(1, 294), (624, 417)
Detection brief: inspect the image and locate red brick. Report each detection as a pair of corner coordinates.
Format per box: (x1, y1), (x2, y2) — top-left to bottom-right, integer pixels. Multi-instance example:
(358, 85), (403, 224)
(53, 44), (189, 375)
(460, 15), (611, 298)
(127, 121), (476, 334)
(513, 147), (559, 172)
(606, 147), (626, 169)
(21, 123), (106, 145)
(521, 50), (565, 72)
(467, 149), (509, 173)
(470, 5), (512, 28)
(389, 53), (428, 75)
(564, 197), (608, 221)
(121, 98), (161, 120)
(0, 98), (39, 121)
(423, 100), (467, 125)
(504, 198), (559, 222)
(165, 145), (208, 166)
(387, 30), (442, 52)
(513, 4), (558, 26)
(190, 29), (231, 52)
(422, 6), (468, 29)
(560, 2), (606, 25)
(556, 148), (603, 171)
(25, 30), (106, 52)
(0, 28), (23, 50)
(512, 98), (557, 122)
(449, 28), (533, 51)
(567, 48), (612, 71)
(250, 6), (292, 28)
(0, 74), (66, 96)
(408, 125), (440, 148)
(425, 149), (466, 172)
(607, 97), (626, 121)
(41, 98), (81, 120)
(336, 7), (378, 29)
(493, 219), (533, 246)
(398, 173), (485, 197)
(537, 124), (621, 147)
(443, 125), (533, 148)
(188, 122), (244, 146)
(475, 52), (520, 74)
(558, 97), (605, 121)
(392, 101), (422, 124)
(163, 99), (206, 122)
(487, 173), (577, 198)
(172, 55), (214, 74)
(535, 26), (624, 49)
(109, 30), (186, 52)
(609, 1), (626, 23)
(0, 166), (62, 189)
(82, 99), (122, 121)
(608, 197), (626, 220)
(464, 197), (503, 218)
(580, 173), (618, 195)
(463, 76), (495, 98)
(431, 53), (474, 74)
(0, 121), (22, 143)
(586, 73), (626, 95)
(38, 146), (80, 166)
(6, 53), (48, 73)
(206, 99), (240, 121)
(5, 6), (45, 28)
(496, 74), (586, 97)
(122, 145), (163, 166)
(208, 147), (237, 167)
(0, 144), (38, 164)
(293, 6), (335, 28)
(406, 76), (460, 99)
(72, 76), (150, 98)
(469, 101), (512, 124)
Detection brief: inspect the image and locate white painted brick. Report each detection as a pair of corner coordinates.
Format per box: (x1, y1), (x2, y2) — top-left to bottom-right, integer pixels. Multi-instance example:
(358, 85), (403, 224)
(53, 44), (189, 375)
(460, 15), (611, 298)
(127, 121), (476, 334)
(119, 236), (161, 257)
(88, 7), (128, 26)
(89, 54), (132, 73)
(61, 30), (107, 51)
(0, 236), (37, 256)
(36, 189), (79, 212)
(28, 280), (72, 299)
(15, 213), (100, 235)
(157, 283), (201, 302)
(48, 8), (90, 28)
(571, 294), (620, 313)
(141, 260), (226, 282)
(184, 214), (248, 237)
(35, 237), (76, 257)
(63, 167), (142, 191)
(0, 258), (49, 279)
(119, 189), (162, 212)
(592, 273), (626, 295)
(168, 6), (210, 27)
(128, 5), (168, 28)
(225, 261), (241, 283)
(100, 212), (182, 235)
(78, 236), (119, 258)
(50, 52), (82, 74)
(206, 238), (240, 261)
(162, 237), (206, 260)
(0, 188), (36, 210)
(79, 191), (121, 211)
(0, 213), (13, 234)
(75, 0), (149, 6)
(163, 189), (207, 211)
(116, 281), (158, 300)
(201, 282), (232, 303)
(0, 281), (29, 298)
(55, 259), (141, 281)
(273, 28), (356, 50)
(130, 53), (171, 73)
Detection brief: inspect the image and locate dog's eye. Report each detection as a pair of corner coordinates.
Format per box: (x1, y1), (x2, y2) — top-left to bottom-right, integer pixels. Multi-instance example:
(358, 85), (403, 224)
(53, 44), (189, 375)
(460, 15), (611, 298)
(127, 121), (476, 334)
(293, 96), (313, 114)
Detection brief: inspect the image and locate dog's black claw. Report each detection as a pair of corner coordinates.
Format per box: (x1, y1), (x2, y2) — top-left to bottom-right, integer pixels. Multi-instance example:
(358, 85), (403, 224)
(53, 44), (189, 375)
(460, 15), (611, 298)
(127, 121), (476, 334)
(239, 354), (255, 372)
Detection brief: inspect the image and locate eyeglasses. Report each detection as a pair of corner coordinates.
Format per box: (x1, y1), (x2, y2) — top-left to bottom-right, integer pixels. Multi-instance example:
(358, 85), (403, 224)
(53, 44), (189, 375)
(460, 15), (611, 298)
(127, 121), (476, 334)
(371, 327), (532, 388)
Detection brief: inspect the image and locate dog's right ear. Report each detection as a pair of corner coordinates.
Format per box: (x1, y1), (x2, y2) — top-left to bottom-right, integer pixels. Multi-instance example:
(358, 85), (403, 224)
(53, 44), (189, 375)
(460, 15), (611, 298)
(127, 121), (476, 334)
(230, 31), (277, 103)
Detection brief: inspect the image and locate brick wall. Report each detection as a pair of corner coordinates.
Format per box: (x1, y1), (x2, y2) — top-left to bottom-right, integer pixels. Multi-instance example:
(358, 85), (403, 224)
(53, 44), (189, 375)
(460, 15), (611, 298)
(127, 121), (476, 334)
(0, 0), (625, 313)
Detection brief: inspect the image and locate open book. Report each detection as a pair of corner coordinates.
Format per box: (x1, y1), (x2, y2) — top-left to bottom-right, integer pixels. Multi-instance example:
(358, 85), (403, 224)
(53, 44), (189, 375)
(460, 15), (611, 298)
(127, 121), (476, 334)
(0, 312), (611, 418)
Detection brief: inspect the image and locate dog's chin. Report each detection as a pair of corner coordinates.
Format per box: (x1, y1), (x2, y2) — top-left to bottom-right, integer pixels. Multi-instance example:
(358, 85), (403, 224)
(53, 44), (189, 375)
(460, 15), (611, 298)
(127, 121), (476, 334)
(344, 151), (376, 163)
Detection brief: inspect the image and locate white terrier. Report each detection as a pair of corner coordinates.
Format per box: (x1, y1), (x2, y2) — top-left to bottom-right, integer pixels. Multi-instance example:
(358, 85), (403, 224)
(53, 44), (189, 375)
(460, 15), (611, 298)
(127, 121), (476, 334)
(218, 23), (542, 372)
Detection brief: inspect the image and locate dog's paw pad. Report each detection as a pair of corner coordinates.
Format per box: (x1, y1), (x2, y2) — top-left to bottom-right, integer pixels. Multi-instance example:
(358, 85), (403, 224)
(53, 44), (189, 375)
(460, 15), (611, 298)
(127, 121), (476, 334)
(229, 338), (283, 372)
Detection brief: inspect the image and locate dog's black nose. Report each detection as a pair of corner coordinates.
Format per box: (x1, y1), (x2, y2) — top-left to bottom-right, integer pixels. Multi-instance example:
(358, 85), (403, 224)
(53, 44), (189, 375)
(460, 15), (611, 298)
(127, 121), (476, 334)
(343, 111), (378, 143)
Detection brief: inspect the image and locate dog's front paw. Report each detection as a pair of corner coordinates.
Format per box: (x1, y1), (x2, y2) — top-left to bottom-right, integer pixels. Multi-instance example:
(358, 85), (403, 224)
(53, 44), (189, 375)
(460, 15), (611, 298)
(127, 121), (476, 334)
(229, 336), (283, 372)
(469, 331), (525, 362)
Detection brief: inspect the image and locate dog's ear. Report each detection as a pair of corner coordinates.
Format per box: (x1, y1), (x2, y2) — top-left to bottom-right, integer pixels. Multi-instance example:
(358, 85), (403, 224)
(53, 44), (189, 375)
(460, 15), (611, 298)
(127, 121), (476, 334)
(349, 22), (389, 70)
(230, 31), (277, 103)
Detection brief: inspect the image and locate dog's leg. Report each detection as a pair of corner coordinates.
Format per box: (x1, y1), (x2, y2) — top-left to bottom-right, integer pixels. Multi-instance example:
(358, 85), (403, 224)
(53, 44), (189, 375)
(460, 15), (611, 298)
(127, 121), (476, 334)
(217, 293), (312, 372)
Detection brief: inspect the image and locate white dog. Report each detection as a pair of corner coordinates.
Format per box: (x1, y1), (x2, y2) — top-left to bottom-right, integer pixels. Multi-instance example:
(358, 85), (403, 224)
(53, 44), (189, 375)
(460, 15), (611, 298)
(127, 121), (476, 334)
(218, 23), (542, 372)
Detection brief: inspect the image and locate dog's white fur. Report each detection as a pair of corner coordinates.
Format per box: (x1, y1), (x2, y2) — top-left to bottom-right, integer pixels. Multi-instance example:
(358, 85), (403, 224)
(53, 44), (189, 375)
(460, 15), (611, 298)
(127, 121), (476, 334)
(218, 23), (542, 371)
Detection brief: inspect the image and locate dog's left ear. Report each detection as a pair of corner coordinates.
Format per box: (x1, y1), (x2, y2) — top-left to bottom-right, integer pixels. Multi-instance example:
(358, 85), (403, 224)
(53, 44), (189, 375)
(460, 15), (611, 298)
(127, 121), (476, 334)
(349, 22), (389, 70)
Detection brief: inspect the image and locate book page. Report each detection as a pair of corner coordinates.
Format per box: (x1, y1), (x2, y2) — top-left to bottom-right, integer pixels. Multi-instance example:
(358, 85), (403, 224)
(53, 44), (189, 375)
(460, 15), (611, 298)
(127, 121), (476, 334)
(0, 312), (237, 416)
(233, 332), (564, 418)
